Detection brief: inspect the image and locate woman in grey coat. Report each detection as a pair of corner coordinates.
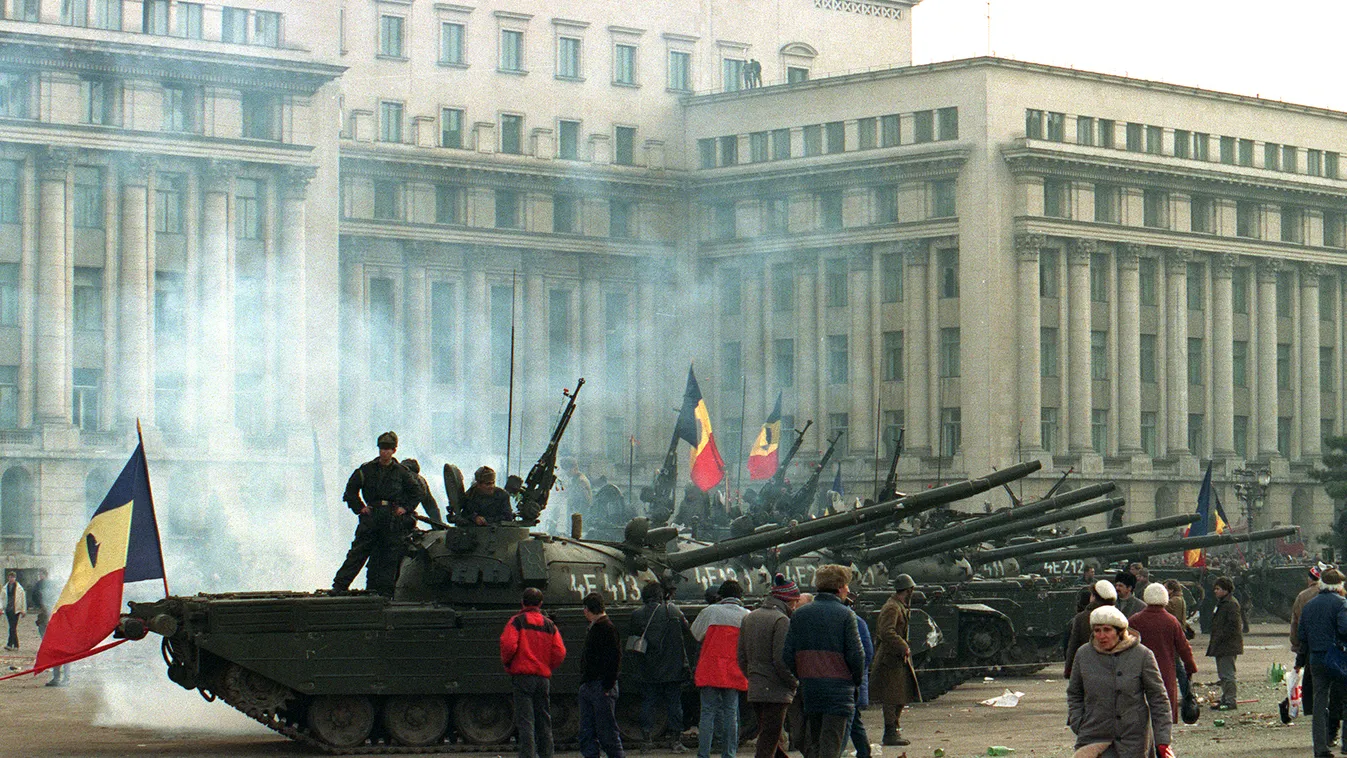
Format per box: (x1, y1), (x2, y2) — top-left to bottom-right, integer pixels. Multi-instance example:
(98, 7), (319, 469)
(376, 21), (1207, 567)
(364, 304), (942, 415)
(1067, 605), (1173, 758)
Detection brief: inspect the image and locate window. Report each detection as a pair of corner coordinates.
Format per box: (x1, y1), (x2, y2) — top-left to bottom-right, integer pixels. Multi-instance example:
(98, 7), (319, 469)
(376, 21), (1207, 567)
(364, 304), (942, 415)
(1219, 136), (1236, 164)
(1025, 109), (1044, 139)
(380, 102), (403, 143)
(236, 179), (264, 236)
(614, 44), (636, 85)
(612, 126), (636, 166)
(1041, 407), (1059, 453)
(882, 331), (903, 382)
(940, 408), (961, 457)
(441, 108), (464, 149)
(435, 184), (464, 225)
(882, 252), (903, 303)
(1045, 112), (1065, 142)
(1188, 414), (1205, 455)
(723, 58), (744, 92)
(73, 167), (103, 229)
(938, 107), (958, 140)
(62, 0), (88, 26)
(750, 132), (769, 163)
(718, 135), (738, 166)
(1232, 268), (1249, 313)
(1277, 272), (1292, 317)
(1233, 340), (1249, 387)
(1145, 125), (1162, 155)
(1329, 152), (1341, 180)
(1283, 145), (1299, 173)
(440, 22), (465, 65)
(142, 0), (168, 33)
(551, 120), (581, 161)
(764, 196), (788, 234)
(497, 113), (522, 154)
(830, 413), (851, 456)
(1140, 411), (1157, 456)
(366, 277), (395, 384)
(1264, 142), (1280, 170)
(825, 258), (847, 307)
(712, 203), (735, 240)
(253, 11), (280, 46)
(500, 29), (524, 71)
(557, 37), (581, 79)
(874, 186), (898, 224)
(1323, 346), (1335, 393)
(914, 110), (934, 143)
(803, 124), (822, 157)
(825, 121), (844, 153)
(1041, 327), (1059, 377)
(1098, 119), (1115, 147)
(1091, 330), (1108, 380)
(1094, 183), (1119, 223)
(1174, 129), (1190, 159)
(939, 248), (959, 298)
(773, 338), (795, 388)
(548, 289), (572, 386)
(668, 50), (691, 91)
(1190, 194), (1214, 233)
(857, 118), (878, 150)
(1327, 211), (1345, 249)
(818, 191), (843, 230)
(881, 114), (900, 147)
(1043, 179), (1068, 218)
(1090, 253), (1109, 302)
(1142, 189), (1168, 228)
(772, 129), (790, 160)
(1238, 138), (1254, 167)
(1192, 132), (1210, 161)
(610, 199), (635, 238)
(1126, 123), (1143, 151)
(221, 6), (248, 43)
(939, 328), (960, 378)
(80, 78), (116, 126)
(931, 179), (956, 217)
(1091, 409), (1108, 455)
(1139, 257), (1158, 306)
(1188, 337), (1203, 385)
(1040, 250), (1059, 298)
(1077, 116), (1095, 146)
(1187, 263), (1204, 310)
(429, 285), (455, 380)
(0, 265), (15, 326)
(241, 92), (276, 140)
(1278, 416), (1291, 457)
(787, 66), (808, 83)
(827, 335), (848, 384)
(162, 83), (195, 132)
(1233, 415), (1249, 457)
(495, 189), (521, 229)
(379, 15), (405, 57)
(73, 267), (101, 331)
(1321, 277), (1335, 318)
(95, 0), (122, 30)
(73, 369), (100, 430)
(772, 263), (795, 311)
(551, 194), (575, 233)
(1281, 205), (1303, 243)
(1277, 343), (1292, 390)
(154, 173), (183, 233)
(1140, 333), (1157, 383)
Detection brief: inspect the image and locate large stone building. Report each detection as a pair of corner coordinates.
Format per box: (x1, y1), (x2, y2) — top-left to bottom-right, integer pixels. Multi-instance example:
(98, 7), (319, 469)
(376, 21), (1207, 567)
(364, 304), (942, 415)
(0, 0), (1341, 575)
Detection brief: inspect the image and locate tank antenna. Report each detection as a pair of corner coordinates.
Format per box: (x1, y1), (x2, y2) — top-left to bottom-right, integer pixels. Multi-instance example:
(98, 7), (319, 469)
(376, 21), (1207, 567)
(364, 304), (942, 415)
(505, 269), (518, 477)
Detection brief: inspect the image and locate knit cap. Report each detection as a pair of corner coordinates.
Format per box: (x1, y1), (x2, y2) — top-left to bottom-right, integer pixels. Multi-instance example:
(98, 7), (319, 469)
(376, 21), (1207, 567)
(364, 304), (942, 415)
(1143, 583), (1170, 606)
(770, 573), (801, 601)
(1093, 579), (1118, 602)
(1090, 605), (1129, 629)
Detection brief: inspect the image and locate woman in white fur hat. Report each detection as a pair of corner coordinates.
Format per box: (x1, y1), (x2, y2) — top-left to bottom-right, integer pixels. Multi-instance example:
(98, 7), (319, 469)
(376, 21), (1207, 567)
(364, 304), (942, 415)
(1067, 605), (1173, 758)
(1128, 582), (1196, 724)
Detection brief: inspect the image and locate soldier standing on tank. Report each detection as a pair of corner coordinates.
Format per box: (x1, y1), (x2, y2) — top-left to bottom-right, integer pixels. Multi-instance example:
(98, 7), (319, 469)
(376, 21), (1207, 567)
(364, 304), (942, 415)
(871, 573), (921, 747)
(461, 466), (514, 524)
(331, 431), (419, 596)
(401, 459), (443, 523)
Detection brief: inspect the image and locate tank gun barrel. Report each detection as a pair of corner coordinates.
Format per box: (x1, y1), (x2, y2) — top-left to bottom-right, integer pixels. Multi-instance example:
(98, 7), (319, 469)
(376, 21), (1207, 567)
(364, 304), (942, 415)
(859, 481), (1116, 564)
(1029, 526), (1300, 563)
(657, 461), (1041, 573)
(773, 519), (877, 564)
(968, 513), (1199, 565)
(884, 496), (1125, 566)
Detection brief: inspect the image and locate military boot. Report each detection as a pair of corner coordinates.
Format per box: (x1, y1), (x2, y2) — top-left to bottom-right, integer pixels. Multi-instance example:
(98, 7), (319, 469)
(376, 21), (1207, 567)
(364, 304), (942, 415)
(882, 726), (903, 746)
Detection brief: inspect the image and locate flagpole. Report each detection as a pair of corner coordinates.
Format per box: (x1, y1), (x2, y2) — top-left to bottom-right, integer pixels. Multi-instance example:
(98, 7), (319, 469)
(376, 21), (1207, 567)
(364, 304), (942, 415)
(505, 269), (517, 478)
(872, 400), (881, 504)
(735, 375), (747, 506)
(136, 419), (170, 598)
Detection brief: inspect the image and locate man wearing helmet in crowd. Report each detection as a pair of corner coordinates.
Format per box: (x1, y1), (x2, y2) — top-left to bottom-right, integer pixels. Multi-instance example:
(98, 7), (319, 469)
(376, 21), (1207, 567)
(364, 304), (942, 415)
(461, 466), (515, 524)
(332, 430), (420, 596)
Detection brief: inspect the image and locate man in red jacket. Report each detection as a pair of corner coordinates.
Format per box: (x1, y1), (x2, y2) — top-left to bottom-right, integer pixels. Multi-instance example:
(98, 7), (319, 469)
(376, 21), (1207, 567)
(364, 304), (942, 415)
(501, 587), (568, 758)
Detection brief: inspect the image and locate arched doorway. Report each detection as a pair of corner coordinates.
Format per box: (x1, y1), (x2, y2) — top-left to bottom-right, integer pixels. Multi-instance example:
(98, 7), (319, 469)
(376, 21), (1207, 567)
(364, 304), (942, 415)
(1, 467), (35, 553)
(1155, 485), (1178, 519)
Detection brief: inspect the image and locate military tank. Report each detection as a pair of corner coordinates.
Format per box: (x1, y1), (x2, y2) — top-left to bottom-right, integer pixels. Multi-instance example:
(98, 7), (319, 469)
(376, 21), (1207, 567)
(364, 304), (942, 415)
(116, 381), (1042, 752)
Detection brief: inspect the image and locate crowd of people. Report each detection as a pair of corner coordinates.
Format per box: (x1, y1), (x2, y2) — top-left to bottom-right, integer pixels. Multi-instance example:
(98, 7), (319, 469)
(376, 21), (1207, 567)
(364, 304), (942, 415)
(498, 565), (919, 758)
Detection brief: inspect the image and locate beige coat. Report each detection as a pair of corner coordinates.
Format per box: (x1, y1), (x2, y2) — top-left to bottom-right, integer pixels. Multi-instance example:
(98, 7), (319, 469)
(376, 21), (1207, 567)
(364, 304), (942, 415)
(869, 594), (920, 705)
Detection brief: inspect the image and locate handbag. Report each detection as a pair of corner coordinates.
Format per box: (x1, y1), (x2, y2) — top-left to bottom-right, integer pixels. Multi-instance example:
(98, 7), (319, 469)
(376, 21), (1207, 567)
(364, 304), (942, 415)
(1184, 625), (1196, 641)
(626, 604), (659, 654)
(1181, 690), (1201, 725)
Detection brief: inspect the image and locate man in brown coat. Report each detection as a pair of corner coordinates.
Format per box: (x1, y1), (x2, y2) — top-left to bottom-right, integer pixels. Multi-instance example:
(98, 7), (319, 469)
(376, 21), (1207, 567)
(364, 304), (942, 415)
(870, 574), (920, 747)
(1207, 576), (1244, 710)
(738, 574), (801, 758)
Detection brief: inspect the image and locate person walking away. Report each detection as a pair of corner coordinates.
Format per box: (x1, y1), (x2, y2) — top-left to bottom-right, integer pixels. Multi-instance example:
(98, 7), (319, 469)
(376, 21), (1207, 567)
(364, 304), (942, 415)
(3, 571), (25, 650)
(1291, 566), (1335, 743)
(737, 574), (801, 758)
(783, 565), (865, 758)
(631, 581), (693, 751)
(871, 573), (921, 747)
(1113, 571), (1145, 617)
(1067, 605), (1173, 758)
(845, 594), (874, 758)
(691, 580), (751, 758)
(1295, 567), (1347, 758)
(332, 431), (419, 595)
(1207, 576), (1244, 711)
(1065, 580), (1118, 679)
(1161, 579), (1195, 706)
(501, 587), (567, 758)
(579, 592), (624, 758)
(1127, 583), (1196, 724)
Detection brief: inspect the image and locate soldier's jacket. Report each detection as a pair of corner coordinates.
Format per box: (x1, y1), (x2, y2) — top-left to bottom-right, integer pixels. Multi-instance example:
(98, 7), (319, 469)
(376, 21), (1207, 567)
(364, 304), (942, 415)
(412, 474), (443, 522)
(343, 458), (419, 515)
(461, 485), (513, 522)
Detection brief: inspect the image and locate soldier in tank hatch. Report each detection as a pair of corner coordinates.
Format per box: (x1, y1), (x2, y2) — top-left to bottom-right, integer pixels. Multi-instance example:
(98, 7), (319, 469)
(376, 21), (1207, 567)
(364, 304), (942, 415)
(461, 466), (514, 524)
(331, 431), (420, 596)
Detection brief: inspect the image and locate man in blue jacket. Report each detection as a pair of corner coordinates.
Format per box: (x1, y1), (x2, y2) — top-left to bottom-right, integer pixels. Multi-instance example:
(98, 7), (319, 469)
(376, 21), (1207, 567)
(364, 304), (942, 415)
(783, 564), (865, 758)
(1296, 567), (1347, 758)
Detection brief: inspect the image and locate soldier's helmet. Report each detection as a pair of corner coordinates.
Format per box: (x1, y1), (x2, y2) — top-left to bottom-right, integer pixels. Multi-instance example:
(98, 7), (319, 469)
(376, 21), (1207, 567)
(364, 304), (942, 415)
(475, 466), (496, 484)
(404, 458), (420, 474)
(377, 431), (398, 449)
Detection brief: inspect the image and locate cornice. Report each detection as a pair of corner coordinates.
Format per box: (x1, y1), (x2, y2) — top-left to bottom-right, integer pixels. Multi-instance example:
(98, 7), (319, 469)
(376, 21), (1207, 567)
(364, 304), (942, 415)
(696, 220), (958, 259)
(691, 147), (969, 199)
(339, 218), (679, 259)
(0, 119), (315, 166)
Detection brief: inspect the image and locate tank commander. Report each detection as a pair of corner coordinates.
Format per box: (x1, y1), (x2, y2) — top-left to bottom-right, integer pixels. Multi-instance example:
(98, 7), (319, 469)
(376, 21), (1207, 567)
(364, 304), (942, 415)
(332, 430), (419, 596)
(462, 466), (515, 524)
(401, 459), (444, 523)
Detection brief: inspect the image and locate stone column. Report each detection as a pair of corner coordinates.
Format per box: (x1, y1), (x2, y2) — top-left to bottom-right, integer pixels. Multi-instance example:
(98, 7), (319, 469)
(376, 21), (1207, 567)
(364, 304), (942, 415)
(463, 266), (488, 444)
(340, 256), (370, 448)
(278, 165), (315, 429)
(1257, 258), (1281, 457)
(199, 160), (236, 432)
(1015, 233), (1044, 450)
(903, 240), (931, 457)
(796, 258), (818, 449)
(404, 246), (430, 448)
(743, 263), (764, 432)
(1211, 255), (1236, 456)
(1301, 262), (1325, 458)
(849, 249), (873, 458)
(580, 271), (603, 461)
(526, 268), (548, 453)
(119, 156), (153, 430)
(1165, 249), (1191, 454)
(35, 147), (73, 426)
(1067, 238), (1095, 454)
(1117, 243), (1143, 454)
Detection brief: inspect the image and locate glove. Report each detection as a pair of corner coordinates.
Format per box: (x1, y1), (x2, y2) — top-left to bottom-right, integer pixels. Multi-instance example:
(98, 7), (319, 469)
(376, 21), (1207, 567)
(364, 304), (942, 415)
(1157, 744), (1174, 758)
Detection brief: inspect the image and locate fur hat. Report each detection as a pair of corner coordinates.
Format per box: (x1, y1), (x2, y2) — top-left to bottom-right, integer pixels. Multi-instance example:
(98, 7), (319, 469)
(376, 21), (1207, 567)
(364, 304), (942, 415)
(1093, 579), (1118, 602)
(1090, 605), (1129, 629)
(814, 564), (853, 593)
(770, 573), (801, 601)
(377, 430), (398, 449)
(1320, 568), (1346, 591)
(1143, 583), (1170, 606)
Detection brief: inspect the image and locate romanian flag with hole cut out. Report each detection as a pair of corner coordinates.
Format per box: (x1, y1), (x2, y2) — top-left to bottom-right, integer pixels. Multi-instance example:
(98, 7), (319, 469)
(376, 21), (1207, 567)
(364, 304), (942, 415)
(747, 393), (783, 481)
(33, 442), (165, 673)
(675, 366), (725, 492)
(1184, 461), (1230, 568)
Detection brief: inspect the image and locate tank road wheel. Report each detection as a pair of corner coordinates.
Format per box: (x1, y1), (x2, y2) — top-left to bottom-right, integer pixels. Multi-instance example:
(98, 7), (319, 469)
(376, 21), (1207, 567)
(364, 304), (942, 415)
(307, 695), (376, 748)
(383, 695), (449, 747)
(452, 694), (514, 745)
(551, 695), (580, 744)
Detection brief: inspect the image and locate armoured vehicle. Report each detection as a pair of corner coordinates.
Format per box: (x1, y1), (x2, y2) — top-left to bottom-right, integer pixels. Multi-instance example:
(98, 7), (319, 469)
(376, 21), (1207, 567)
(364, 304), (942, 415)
(116, 383), (1042, 752)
